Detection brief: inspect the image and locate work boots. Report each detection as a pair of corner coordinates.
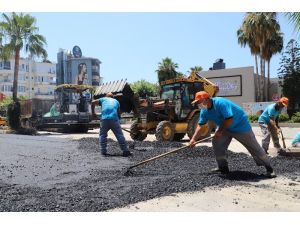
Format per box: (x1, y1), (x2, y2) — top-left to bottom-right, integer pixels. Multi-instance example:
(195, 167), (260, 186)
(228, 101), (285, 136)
(265, 166), (276, 178)
(123, 151), (133, 157)
(210, 166), (230, 174)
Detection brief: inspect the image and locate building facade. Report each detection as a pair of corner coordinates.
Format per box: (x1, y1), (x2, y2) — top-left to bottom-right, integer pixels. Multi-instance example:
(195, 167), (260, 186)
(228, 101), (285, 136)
(0, 58), (56, 100)
(200, 65), (282, 107)
(56, 46), (102, 86)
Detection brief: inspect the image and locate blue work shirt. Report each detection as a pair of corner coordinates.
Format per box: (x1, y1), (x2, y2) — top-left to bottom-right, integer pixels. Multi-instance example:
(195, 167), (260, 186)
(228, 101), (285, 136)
(99, 97), (120, 121)
(258, 103), (282, 124)
(199, 97), (251, 133)
(292, 132), (300, 145)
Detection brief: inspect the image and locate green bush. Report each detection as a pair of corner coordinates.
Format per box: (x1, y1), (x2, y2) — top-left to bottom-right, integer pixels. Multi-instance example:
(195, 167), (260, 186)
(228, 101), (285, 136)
(248, 115), (259, 123)
(278, 113), (290, 122)
(7, 101), (21, 130)
(291, 112), (300, 123)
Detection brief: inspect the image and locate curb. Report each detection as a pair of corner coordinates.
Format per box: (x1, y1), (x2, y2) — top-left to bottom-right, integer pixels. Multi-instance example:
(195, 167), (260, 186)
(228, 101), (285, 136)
(0, 129), (10, 134)
(251, 122), (300, 128)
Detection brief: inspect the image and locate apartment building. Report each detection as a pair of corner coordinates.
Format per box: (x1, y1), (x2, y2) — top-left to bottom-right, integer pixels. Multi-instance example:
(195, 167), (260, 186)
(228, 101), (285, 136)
(0, 58), (56, 100)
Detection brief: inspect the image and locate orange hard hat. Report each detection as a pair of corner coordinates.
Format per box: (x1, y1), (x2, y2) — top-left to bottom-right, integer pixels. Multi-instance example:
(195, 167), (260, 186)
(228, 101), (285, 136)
(278, 97), (289, 107)
(192, 91), (210, 104)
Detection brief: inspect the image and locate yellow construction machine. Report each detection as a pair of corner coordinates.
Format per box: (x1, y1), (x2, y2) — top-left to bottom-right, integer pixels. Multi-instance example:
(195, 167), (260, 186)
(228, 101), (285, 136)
(94, 71), (218, 141)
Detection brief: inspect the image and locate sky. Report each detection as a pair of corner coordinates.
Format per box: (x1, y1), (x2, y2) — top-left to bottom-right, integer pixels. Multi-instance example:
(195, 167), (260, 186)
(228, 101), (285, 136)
(25, 12), (299, 84)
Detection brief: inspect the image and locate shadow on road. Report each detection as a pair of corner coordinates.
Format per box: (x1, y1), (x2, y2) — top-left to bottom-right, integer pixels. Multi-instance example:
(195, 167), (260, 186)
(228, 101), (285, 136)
(219, 170), (267, 182)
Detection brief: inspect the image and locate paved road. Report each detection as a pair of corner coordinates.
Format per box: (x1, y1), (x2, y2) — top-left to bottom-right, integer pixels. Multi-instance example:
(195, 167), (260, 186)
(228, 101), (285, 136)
(0, 125), (299, 212)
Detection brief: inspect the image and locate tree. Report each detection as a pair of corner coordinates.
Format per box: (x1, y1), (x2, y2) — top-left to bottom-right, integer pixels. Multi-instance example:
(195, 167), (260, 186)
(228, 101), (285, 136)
(237, 12), (282, 101)
(0, 12), (48, 101)
(278, 39), (300, 112)
(261, 30), (283, 100)
(237, 13), (262, 101)
(156, 57), (179, 83)
(130, 79), (159, 98)
(286, 12), (300, 32)
(189, 66), (203, 73)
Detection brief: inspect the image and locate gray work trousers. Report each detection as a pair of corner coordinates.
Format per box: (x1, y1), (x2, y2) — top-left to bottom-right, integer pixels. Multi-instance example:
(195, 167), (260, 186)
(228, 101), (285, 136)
(259, 123), (281, 152)
(212, 129), (271, 169)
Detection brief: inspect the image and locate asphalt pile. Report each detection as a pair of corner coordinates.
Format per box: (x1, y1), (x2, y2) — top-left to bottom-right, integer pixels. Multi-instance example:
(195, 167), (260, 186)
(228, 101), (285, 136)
(0, 137), (300, 211)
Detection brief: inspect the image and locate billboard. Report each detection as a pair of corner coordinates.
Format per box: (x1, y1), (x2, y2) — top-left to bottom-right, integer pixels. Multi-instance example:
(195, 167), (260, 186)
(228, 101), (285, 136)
(76, 62), (88, 85)
(209, 75), (242, 97)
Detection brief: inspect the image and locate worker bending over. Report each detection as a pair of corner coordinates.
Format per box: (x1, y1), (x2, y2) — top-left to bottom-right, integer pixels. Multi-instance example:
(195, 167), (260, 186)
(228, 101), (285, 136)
(189, 91), (276, 178)
(92, 92), (132, 157)
(258, 97), (289, 154)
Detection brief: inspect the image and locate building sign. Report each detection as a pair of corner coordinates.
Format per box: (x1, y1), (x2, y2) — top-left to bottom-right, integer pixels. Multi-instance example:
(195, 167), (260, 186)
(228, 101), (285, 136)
(209, 75), (242, 97)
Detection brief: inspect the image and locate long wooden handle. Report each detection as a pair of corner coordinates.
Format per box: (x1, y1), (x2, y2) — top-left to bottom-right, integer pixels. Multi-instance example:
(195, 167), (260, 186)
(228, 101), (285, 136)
(128, 135), (213, 170)
(280, 129), (286, 149)
(122, 128), (136, 135)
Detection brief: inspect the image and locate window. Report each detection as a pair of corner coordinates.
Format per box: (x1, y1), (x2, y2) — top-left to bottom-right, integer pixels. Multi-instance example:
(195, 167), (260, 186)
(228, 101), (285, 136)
(26, 65), (29, 72)
(3, 61), (11, 70)
(161, 83), (180, 100)
(18, 86), (25, 92)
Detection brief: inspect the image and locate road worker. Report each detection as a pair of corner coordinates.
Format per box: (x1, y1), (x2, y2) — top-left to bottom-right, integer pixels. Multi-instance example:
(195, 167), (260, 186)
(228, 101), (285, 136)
(92, 92), (132, 157)
(189, 91), (276, 178)
(258, 97), (289, 154)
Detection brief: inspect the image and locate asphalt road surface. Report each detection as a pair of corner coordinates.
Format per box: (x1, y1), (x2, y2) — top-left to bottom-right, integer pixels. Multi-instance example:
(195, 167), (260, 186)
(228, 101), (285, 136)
(0, 126), (299, 211)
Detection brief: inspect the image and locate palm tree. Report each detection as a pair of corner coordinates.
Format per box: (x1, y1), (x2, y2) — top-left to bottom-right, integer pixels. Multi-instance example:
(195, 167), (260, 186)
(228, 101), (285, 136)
(286, 12), (300, 32)
(0, 12), (47, 101)
(253, 13), (281, 101)
(188, 66), (203, 74)
(237, 14), (261, 101)
(156, 57), (179, 83)
(238, 12), (281, 101)
(262, 31), (283, 100)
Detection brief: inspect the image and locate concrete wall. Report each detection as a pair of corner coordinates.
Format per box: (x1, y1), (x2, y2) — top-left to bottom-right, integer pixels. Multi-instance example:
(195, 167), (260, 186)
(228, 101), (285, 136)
(200, 66), (255, 106)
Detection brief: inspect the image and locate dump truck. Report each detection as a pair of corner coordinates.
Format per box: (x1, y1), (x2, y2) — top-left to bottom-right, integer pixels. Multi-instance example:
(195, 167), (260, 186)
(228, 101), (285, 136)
(94, 71), (218, 141)
(20, 84), (100, 133)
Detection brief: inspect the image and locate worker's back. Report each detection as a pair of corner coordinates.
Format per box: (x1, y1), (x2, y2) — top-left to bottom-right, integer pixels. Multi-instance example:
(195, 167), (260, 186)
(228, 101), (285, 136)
(100, 97), (120, 120)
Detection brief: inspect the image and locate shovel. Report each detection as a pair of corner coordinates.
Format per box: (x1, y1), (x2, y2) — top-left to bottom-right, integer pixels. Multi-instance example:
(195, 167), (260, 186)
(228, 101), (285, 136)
(279, 128), (286, 149)
(124, 135), (214, 175)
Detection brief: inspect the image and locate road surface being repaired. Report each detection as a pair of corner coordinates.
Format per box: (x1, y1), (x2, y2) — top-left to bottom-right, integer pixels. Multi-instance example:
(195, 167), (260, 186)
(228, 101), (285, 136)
(0, 127), (299, 211)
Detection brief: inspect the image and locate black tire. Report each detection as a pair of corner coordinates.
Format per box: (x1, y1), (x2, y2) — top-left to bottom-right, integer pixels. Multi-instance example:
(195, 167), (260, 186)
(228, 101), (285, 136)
(130, 121), (147, 141)
(187, 114), (200, 139)
(187, 113), (212, 140)
(78, 125), (89, 133)
(173, 133), (185, 141)
(155, 121), (175, 141)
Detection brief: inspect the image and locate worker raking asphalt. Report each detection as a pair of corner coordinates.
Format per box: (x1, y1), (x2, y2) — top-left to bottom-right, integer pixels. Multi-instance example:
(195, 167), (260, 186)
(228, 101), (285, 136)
(0, 137), (299, 212)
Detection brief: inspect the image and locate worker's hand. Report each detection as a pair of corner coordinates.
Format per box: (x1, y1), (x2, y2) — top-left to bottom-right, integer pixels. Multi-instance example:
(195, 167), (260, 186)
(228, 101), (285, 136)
(214, 129), (223, 139)
(189, 138), (196, 148)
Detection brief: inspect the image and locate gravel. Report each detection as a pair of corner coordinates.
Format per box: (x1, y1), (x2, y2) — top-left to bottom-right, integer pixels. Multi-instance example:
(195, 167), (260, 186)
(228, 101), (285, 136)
(0, 137), (300, 211)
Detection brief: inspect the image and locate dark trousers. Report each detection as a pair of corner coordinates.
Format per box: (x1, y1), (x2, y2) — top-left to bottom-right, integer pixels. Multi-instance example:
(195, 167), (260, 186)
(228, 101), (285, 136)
(99, 119), (128, 154)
